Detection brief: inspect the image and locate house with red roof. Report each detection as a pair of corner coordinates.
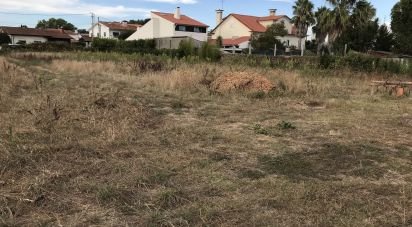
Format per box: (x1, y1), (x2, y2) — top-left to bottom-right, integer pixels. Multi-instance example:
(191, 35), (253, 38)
(210, 9), (304, 51)
(89, 21), (141, 39)
(126, 7), (208, 44)
(0, 26), (74, 45)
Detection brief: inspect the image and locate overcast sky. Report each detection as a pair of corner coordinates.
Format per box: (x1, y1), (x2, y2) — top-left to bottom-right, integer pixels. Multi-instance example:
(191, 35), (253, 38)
(0, 0), (398, 29)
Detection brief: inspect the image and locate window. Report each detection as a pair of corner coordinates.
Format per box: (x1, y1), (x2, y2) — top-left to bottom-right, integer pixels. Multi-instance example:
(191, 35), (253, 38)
(104, 32), (107, 37)
(113, 32), (120, 37)
(175, 25), (206, 33)
(16, 40), (26, 45)
(287, 40), (290, 46)
(175, 25), (186, 31)
(34, 41), (42, 43)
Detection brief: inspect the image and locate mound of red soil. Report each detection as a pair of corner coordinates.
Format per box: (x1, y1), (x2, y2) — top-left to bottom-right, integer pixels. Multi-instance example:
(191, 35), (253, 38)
(210, 72), (275, 94)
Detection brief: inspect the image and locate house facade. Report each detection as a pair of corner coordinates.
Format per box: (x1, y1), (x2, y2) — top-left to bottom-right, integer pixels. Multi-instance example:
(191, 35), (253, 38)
(89, 21), (140, 39)
(210, 9), (304, 50)
(126, 7), (209, 44)
(0, 27), (73, 44)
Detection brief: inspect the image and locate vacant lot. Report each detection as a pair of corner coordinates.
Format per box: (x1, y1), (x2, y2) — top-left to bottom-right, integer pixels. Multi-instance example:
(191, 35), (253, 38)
(0, 52), (411, 226)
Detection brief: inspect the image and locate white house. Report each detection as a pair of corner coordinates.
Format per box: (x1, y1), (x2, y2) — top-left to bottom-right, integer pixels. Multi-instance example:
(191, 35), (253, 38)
(0, 27), (73, 44)
(210, 9), (304, 50)
(126, 7), (209, 42)
(89, 21), (141, 39)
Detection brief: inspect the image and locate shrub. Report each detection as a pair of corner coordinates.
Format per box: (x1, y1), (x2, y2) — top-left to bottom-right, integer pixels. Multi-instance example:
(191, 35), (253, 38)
(177, 39), (196, 58)
(92, 38), (117, 52)
(198, 43), (221, 62)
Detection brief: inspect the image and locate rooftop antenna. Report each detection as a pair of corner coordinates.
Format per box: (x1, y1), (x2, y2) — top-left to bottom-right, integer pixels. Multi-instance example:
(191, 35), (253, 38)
(221, 0), (224, 10)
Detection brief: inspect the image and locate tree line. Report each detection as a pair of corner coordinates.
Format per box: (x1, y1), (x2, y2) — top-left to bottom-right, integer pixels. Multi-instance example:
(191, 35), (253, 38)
(291, 0), (412, 55)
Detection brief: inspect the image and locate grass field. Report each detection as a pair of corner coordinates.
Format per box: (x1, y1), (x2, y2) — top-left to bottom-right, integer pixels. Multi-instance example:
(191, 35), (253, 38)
(0, 52), (411, 226)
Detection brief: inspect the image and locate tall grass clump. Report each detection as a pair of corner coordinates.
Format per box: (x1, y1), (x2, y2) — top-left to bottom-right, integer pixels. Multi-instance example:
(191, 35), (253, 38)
(198, 43), (221, 62)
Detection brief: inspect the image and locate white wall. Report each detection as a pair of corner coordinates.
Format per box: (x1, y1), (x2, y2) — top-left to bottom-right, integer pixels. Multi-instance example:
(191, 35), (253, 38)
(10, 35), (47, 45)
(127, 13), (176, 41)
(278, 35), (305, 49)
(174, 31), (207, 42)
(211, 15), (251, 40)
(89, 24), (111, 39)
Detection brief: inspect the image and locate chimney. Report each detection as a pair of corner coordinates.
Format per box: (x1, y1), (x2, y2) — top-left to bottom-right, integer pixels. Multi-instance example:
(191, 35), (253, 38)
(269, 9), (277, 16)
(216, 9), (224, 25)
(121, 20), (128, 27)
(174, 7), (181, 19)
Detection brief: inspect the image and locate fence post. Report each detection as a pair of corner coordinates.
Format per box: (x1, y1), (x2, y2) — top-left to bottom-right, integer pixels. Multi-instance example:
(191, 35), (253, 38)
(344, 44), (347, 56)
(274, 44), (277, 57)
(301, 39), (304, 56)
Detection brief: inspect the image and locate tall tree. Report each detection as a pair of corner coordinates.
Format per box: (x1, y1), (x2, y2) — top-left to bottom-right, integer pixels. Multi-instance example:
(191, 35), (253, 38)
(335, 0), (378, 52)
(391, 0), (412, 55)
(36, 18), (77, 31)
(292, 0), (315, 50)
(374, 24), (394, 51)
(251, 23), (288, 53)
(312, 7), (332, 54)
(325, 0), (357, 51)
(0, 33), (11, 45)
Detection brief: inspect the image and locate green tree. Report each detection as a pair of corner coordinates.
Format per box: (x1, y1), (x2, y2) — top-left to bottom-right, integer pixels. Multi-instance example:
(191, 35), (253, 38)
(335, 0), (378, 52)
(325, 0), (358, 51)
(251, 23), (288, 53)
(36, 18), (77, 31)
(391, 0), (412, 55)
(128, 19), (150, 25)
(117, 30), (135, 40)
(292, 0), (315, 50)
(374, 24), (394, 51)
(312, 7), (332, 54)
(0, 33), (11, 44)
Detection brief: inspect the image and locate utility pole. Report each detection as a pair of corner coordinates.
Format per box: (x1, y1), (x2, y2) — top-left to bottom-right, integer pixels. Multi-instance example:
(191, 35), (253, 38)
(91, 12), (95, 39)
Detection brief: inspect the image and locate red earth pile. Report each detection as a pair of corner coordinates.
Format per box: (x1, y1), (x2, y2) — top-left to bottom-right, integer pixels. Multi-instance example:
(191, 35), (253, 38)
(211, 72), (276, 94)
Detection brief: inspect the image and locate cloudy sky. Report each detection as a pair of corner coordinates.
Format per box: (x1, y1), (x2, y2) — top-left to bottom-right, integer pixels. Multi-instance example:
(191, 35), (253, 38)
(0, 0), (398, 29)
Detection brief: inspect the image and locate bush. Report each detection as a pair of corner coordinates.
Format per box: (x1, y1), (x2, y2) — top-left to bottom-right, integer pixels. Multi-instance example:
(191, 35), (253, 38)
(92, 38), (117, 52)
(177, 40), (196, 58)
(198, 43), (221, 62)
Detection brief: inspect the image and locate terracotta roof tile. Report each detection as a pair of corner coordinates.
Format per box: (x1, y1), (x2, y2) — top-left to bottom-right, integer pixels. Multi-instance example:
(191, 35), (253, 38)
(231, 14), (289, 33)
(222, 36), (250, 46)
(100, 22), (141, 31)
(0, 27), (72, 39)
(152, 12), (208, 27)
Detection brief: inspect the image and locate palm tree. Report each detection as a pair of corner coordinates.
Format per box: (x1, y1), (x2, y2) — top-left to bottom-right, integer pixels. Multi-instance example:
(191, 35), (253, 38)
(325, 0), (356, 50)
(313, 7), (332, 54)
(292, 0), (316, 51)
(350, 0), (376, 25)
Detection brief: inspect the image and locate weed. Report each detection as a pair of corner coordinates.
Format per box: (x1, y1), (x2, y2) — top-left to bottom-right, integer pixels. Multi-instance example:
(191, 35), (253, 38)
(248, 91), (266, 99)
(277, 121), (296, 130)
(253, 124), (270, 135)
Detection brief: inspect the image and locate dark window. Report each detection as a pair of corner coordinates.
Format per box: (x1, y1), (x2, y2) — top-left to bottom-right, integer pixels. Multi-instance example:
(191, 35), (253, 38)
(113, 32), (120, 37)
(176, 25), (186, 31)
(175, 25), (206, 33)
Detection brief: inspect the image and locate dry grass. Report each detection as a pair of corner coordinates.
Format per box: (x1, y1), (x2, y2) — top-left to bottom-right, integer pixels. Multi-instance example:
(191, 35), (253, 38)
(0, 53), (411, 226)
